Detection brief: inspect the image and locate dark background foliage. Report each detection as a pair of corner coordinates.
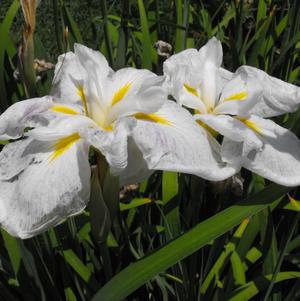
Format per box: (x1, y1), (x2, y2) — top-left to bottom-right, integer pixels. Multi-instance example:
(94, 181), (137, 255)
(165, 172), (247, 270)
(0, 1), (300, 300)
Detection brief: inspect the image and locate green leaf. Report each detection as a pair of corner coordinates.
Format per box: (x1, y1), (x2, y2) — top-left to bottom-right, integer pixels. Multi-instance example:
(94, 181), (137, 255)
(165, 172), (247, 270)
(62, 249), (92, 283)
(107, 232), (119, 248)
(201, 218), (250, 294)
(174, 0), (184, 52)
(284, 195), (300, 212)
(162, 172), (180, 239)
(89, 169), (111, 244)
(137, 0), (153, 69)
(0, 0), (20, 108)
(63, 4), (83, 44)
(0, 230), (21, 276)
(120, 198), (152, 211)
(228, 272), (300, 301)
(230, 251), (246, 286)
(64, 287), (77, 301)
(91, 184), (290, 301)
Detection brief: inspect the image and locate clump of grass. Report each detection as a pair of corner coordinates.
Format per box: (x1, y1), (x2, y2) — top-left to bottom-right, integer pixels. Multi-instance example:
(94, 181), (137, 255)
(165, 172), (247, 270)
(0, 1), (300, 301)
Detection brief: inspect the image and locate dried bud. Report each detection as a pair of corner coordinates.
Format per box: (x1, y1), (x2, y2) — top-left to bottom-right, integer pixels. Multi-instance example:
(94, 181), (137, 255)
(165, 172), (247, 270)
(120, 184), (139, 200)
(154, 40), (173, 58)
(209, 173), (244, 197)
(33, 59), (54, 74)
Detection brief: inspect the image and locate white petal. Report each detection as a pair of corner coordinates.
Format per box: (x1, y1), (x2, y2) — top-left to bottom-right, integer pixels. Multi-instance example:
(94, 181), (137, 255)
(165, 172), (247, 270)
(131, 101), (239, 181)
(74, 43), (112, 79)
(51, 52), (87, 105)
(163, 48), (201, 77)
(0, 138), (90, 238)
(197, 38), (223, 110)
(237, 66), (300, 117)
(76, 48), (111, 115)
(119, 138), (154, 186)
(222, 116), (300, 186)
(106, 68), (166, 124)
(164, 63), (206, 113)
(0, 138), (34, 180)
(195, 114), (263, 156)
(219, 67), (233, 83)
(27, 114), (97, 141)
(214, 68), (263, 116)
(198, 37), (223, 69)
(163, 38), (225, 112)
(80, 117), (136, 175)
(0, 96), (53, 140)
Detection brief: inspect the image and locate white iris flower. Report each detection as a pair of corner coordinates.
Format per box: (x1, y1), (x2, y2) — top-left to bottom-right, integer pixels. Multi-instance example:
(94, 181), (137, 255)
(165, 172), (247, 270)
(0, 44), (166, 238)
(164, 37), (300, 186)
(0, 44), (236, 238)
(51, 44), (238, 184)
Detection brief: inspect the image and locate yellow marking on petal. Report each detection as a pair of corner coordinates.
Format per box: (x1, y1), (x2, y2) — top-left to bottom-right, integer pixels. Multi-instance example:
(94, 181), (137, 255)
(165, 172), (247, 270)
(183, 83), (199, 97)
(51, 105), (79, 115)
(77, 85), (89, 116)
(207, 107), (214, 113)
(49, 133), (80, 163)
(134, 113), (171, 126)
(196, 120), (218, 138)
(111, 82), (132, 106)
(237, 117), (262, 134)
(103, 124), (113, 131)
(224, 91), (248, 102)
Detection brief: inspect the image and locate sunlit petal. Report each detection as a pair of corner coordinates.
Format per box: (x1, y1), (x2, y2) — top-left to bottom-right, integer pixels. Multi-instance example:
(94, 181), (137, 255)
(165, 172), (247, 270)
(131, 101), (239, 181)
(80, 117), (136, 175)
(214, 69), (263, 116)
(0, 138), (90, 238)
(237, 66), (300, 117)
(106, 68), (166, 124)
(195, 114), (263, 157)
(51, 52), (86, 105)
(222, 116), (300, 186)
(0, 96), (53, 140)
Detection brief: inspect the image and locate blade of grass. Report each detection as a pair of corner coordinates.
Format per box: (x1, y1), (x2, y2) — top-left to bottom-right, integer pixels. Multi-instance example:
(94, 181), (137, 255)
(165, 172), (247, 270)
(162, 171), (180, 239)
(92, 184), (290, 301)
(62, 249), (92, 283)
(174, 0), (184, 52)
(0, 230), (21, 277)
(63, 4), (83, 44)
(0, 0), (20, 109)
(137, 0), (153, 69)
(228, 271), (300, 301)
(100, 0), (114, 68)
(263, 212), (300, 301)
(230, 251), (246, 286)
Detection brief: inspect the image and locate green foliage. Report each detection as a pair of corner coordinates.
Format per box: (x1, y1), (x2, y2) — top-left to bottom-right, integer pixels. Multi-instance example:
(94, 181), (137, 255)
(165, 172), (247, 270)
(1, 1), (300, 300)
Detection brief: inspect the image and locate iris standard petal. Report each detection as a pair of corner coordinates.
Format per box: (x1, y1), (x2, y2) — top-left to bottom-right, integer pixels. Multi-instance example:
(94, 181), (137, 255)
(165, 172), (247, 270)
(74, 43), (113, 79)
(106, 68), (166, 124)
(51, 51), (87, 105)
(214, 69), (263, 116)
(198, 37), (223, 69)
(163, 48), (201, 76)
